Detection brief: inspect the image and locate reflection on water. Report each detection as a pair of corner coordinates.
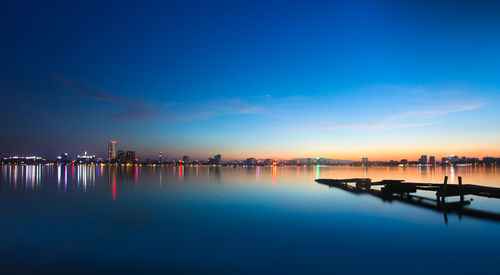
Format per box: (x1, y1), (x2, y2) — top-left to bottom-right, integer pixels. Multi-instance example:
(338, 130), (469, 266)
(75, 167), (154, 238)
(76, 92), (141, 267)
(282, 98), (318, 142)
(2, 165), (500, 194)
(1, 165), (500, 273)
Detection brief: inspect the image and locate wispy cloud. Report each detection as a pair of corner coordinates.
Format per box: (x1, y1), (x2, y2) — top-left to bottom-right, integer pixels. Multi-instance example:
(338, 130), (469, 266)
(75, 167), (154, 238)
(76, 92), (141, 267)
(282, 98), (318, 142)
(384, 103), (482, 121)
(292, 102), (482, 131)
(50, 75), (277, 123)
(164, 97), (272, 122)
(51, 74), (163, 122)
(297, 120), (445, 131)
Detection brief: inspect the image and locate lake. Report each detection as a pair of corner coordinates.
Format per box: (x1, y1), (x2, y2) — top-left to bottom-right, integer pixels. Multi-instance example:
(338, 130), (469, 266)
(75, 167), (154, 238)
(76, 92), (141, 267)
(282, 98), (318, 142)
(1, 165), (499, 273)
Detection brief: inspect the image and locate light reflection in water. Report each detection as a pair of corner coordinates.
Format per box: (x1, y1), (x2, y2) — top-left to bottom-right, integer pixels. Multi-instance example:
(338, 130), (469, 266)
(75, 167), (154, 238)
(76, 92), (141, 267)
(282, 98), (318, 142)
(2, 164), (500, 196)
(179, 166), (183, 182)
(272, 166), (277, 184)
(64, 166), (68, 192)
(57, 165), (61, 189)
(450, 166), (455, 183)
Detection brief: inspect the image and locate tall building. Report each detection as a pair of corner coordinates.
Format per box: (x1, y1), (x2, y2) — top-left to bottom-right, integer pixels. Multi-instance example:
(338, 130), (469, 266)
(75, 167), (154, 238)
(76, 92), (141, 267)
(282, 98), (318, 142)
(126, 151), (136, 163)
(419, 155), (427, 164)
(182, 155), (190, 164)
(429, 155), (436, 164)
(214, 154), (221, 165)
(362, 157), (368, 165)
(108, 140), (117, 160)
(117, 150), (125, 163)
(158, 152), (163, 163)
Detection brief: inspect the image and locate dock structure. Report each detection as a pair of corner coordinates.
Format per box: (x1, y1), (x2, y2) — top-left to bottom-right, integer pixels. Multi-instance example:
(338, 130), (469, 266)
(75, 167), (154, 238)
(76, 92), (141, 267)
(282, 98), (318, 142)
(316, 177), (500, 223)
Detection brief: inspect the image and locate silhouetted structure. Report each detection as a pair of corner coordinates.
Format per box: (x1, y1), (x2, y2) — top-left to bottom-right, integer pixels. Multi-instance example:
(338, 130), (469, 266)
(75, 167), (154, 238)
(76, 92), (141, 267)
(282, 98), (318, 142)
(126, 151), (136, 163)
(246, 158), (257, 165)
(362, 157), (368, 165)
(419, 155), (427, 164)
(117, 150), (125, 163)
(429, 155), (436, 164)
(214, 154), (221, 165)
(316, 177), (500, 223)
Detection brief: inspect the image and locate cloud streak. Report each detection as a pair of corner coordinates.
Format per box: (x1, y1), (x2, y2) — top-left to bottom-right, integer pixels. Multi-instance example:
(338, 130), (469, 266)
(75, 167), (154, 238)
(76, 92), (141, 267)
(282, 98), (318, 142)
(51, 74), (163, 122)
(163, 97), (273, 122)
(292, 103), (482, 131)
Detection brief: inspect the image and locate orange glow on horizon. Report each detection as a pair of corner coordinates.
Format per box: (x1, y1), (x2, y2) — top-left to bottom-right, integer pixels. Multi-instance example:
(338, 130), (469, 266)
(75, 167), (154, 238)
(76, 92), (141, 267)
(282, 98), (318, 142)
(213, 146), (500, 162)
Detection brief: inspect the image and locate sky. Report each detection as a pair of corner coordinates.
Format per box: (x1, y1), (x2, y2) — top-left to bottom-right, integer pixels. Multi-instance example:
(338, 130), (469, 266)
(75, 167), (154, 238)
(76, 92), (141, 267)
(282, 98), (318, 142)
(1, 0), (500, 161)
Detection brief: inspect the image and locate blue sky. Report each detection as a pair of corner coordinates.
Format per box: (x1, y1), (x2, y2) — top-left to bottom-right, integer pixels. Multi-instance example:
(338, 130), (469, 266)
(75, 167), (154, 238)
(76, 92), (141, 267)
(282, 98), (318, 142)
(1, 0), (500, 160)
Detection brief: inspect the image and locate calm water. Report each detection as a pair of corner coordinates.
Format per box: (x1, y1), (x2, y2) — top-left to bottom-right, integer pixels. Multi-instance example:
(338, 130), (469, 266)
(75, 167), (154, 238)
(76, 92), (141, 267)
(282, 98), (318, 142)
(1, 165), (500, 273)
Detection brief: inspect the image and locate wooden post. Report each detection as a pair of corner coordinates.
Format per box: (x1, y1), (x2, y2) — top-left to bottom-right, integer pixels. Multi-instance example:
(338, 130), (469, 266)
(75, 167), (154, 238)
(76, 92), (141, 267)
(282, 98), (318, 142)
(458, 176), (463, 219)
(439, 176), (447, 205)
(458, 176), (464, 203)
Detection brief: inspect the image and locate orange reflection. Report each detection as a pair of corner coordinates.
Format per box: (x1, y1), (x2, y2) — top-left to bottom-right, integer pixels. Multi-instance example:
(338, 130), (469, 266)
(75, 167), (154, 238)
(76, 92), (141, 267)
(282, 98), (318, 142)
(272, 166), (277, 184)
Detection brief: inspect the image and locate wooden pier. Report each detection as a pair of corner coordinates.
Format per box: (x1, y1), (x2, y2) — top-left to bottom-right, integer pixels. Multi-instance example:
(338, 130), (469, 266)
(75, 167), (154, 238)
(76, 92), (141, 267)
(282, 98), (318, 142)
(316, 177), (500, 223)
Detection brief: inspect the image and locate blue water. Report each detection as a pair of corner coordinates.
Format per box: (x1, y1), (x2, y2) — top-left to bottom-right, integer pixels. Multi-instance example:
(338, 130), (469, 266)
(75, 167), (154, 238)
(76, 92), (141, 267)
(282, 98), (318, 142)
(1, 165), (499, 273)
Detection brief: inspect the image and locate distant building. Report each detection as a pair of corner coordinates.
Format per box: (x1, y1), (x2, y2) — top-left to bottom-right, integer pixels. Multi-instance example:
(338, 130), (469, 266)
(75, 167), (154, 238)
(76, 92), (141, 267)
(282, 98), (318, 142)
(126, 151), (136, 163)
(117, 150), (125, 163)
(158, 152), (163, 163)
(401, 159), (408, 165)
(214, 154), (222, 165)
(441, 157), (449, 164)
(246, 158), (257, 165)
(449, 155), (460, 164)
(419, 155), (427, 164)
(182, 155), (190, 164)
(469, 158), (479, 163)
(483, 157), (495, 165)
(77, 151), (95, 163)
(362, 158), (368, 165)
(58, 153), (69, 161)
(108, 140), (117, 160)
(429, 155), (436, 164)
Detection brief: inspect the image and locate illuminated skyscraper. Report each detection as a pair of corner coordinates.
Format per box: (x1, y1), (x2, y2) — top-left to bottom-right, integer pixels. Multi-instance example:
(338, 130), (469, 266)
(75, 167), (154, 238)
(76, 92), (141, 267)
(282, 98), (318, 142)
(108, 140), (117, 160)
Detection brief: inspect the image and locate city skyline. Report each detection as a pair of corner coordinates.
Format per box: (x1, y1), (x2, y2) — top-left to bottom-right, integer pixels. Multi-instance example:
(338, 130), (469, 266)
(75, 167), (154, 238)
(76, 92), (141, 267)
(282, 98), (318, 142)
(2, 139), (499, 164)
(2, 1), (500, 160)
